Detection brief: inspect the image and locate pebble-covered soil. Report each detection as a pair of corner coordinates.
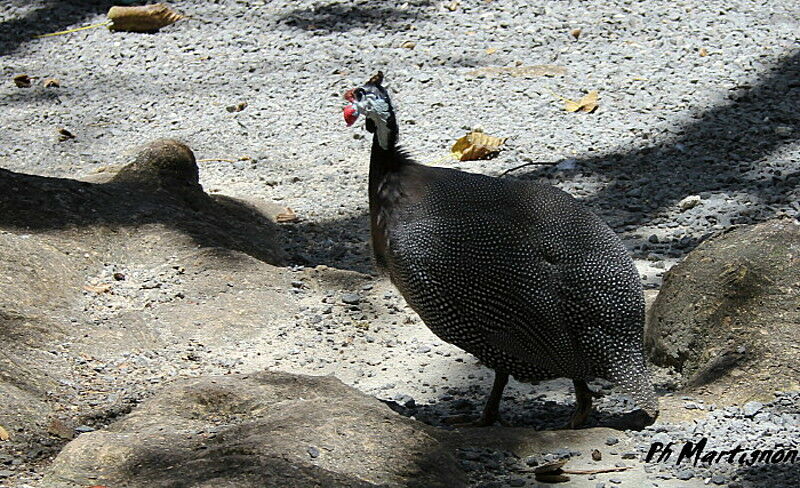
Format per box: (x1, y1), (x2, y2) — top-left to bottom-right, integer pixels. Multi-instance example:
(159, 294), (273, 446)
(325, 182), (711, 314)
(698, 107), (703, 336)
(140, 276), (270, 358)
(1, 0), (798, 487)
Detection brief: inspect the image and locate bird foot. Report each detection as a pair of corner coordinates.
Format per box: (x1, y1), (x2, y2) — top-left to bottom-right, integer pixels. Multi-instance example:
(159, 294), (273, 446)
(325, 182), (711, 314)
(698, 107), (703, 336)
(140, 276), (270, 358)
(606, 409), (658, 431)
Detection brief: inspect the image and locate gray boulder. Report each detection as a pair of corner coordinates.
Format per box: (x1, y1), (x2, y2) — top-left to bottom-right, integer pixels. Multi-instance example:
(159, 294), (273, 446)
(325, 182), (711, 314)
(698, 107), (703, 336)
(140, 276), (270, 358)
(646, 218), (800, 402)
(45, 371), (465, 488)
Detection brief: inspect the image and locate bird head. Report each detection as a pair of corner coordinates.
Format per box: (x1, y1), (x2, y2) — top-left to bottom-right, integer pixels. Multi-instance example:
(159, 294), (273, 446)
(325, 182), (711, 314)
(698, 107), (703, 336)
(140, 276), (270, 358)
(342, 72), (394, 145)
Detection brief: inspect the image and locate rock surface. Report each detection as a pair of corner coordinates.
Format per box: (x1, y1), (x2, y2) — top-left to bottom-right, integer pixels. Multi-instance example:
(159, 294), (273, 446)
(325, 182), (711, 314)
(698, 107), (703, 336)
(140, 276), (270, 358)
(45, 371), (465, 488)
(646, 218), (800, 401)
(0, 139), (291, 471)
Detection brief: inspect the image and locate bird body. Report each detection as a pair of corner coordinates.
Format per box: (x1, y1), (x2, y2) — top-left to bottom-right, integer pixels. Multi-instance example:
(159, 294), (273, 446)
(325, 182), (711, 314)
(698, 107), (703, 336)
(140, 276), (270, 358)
(345, 72), (657, 427)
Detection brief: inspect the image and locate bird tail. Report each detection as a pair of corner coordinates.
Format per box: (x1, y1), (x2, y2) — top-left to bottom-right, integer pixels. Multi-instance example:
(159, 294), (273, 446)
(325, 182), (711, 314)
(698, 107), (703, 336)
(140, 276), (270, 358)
(606, 351), (659, 418)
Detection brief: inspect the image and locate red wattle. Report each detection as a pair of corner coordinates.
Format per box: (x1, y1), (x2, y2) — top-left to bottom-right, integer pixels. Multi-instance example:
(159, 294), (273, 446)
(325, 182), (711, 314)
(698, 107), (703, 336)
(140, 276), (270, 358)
(343, 104), (359, 126)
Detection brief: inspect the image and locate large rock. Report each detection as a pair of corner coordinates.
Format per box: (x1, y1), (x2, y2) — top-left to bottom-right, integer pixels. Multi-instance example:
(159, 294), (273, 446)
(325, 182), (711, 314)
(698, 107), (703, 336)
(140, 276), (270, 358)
(646, 218), (800, 402)
(0, 139), (290, 463)
(45, 371), (465, 488)
(0, 232), (83, 453)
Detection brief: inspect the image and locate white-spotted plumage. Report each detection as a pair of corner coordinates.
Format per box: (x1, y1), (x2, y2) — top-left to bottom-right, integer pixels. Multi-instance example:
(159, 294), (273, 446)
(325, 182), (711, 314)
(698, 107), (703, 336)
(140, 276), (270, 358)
(349, 72), (658, 426)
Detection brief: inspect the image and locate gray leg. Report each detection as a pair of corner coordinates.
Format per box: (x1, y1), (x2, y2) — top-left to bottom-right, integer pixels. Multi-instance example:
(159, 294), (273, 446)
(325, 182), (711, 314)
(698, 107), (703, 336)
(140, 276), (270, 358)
(446, 370), (509, 427)
(565, 379), (599, 429)
(474, 370), (509, 426)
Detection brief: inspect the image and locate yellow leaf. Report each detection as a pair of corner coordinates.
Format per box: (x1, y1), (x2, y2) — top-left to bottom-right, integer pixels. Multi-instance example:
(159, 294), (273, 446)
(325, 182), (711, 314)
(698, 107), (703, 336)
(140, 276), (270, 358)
(107, 4), (184, 33)
(276, 207), (299, 223)
(83, 283), (111, 294)
(485, 47), (497, 55)
(564, 99), (581, 112)
(451, 130), (507, 161)
(563, 90), (599, 113)
(0, 425), (10, 441)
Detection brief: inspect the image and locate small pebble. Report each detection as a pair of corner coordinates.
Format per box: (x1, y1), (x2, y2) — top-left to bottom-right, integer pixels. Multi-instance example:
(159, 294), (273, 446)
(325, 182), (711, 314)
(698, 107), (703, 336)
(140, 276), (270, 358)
(341, 293), (361, 305)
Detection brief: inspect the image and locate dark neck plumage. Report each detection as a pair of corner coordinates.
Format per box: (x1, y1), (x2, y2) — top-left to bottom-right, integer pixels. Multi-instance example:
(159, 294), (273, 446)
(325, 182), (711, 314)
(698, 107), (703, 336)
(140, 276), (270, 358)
(367, 111), (414, 268)
(367, 112), (406, 202)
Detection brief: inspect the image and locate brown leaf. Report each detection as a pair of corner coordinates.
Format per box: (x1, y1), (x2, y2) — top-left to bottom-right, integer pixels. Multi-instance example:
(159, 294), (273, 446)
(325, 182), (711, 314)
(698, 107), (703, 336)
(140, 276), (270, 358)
(534, 458), (569, 474)
(591, 448), (602, 461)
(58, 128), (76, 141)
(699, 47), (708, 57)
(570, 28), (582, 40)
(83, 283), (111, 294)
(107, 4), (184, 33)
(451, 129), (506, 161)
(445, 1), (460, 11)
(564, 90), (599, 113)
(0, 425), (9, 441)
(401, 40), (416, 49)
(13, 74), (32, 88)
(466, 65), (567, 79)
(226, 101), (248, 113)
(562, 466), (632, 475)
(43, 78), (61, 88)
(276, 207), (299, 223)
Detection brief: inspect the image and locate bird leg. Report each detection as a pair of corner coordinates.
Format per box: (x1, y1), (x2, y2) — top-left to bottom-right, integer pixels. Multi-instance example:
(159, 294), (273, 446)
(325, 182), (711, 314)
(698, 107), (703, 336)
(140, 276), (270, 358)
(446, 370), (509, 427)
(564, 379), (600, 429)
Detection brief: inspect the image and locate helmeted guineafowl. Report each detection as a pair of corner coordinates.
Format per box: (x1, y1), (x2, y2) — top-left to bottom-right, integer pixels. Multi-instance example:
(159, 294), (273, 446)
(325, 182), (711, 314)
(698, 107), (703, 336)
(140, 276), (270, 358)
(342, 72), (658, 428)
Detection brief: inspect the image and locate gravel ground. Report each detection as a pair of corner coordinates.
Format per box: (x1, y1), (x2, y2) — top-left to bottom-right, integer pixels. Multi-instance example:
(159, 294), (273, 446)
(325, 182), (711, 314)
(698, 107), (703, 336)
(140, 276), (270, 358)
(1, 0), (798, 487)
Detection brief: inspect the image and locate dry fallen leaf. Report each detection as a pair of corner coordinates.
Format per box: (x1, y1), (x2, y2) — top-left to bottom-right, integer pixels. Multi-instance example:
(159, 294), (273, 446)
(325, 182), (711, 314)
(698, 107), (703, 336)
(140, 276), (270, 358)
(83, 283), (111, 294)
(485, 47), (497, 55)
(107, 4), (184, 33)
(401, 40), (416, 49)
(699, 47), (708, 57)
(226, 101), (248, 113)
(570, 28), (582, 39)
(13, 74), (32, 88)
(445, 1), (460, 11)
(534, 458), (569, 474)
(276, 207), (299, 223)
(43, 78), (61, 88)
(451, 129), (507, 161)
(562, 466), (632, 475)
(466, 65), (567, 79)
(0, 425), (10, 441)
(564, 90), (599, 113)
(58, 128), (76, 141)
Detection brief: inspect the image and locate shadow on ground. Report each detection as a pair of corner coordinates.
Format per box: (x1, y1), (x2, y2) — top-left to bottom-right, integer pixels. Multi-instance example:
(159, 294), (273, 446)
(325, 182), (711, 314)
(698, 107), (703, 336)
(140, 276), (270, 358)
(0, 0), (117, 56)
(510, 51), (800, 230)
(278, 0), (433, 33)
(0, 140), (286, 266)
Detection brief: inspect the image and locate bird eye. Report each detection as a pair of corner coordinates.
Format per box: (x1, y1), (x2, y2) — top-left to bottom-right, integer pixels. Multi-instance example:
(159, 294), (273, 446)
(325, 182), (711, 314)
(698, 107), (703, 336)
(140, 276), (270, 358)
(355, 88), (366, 101)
